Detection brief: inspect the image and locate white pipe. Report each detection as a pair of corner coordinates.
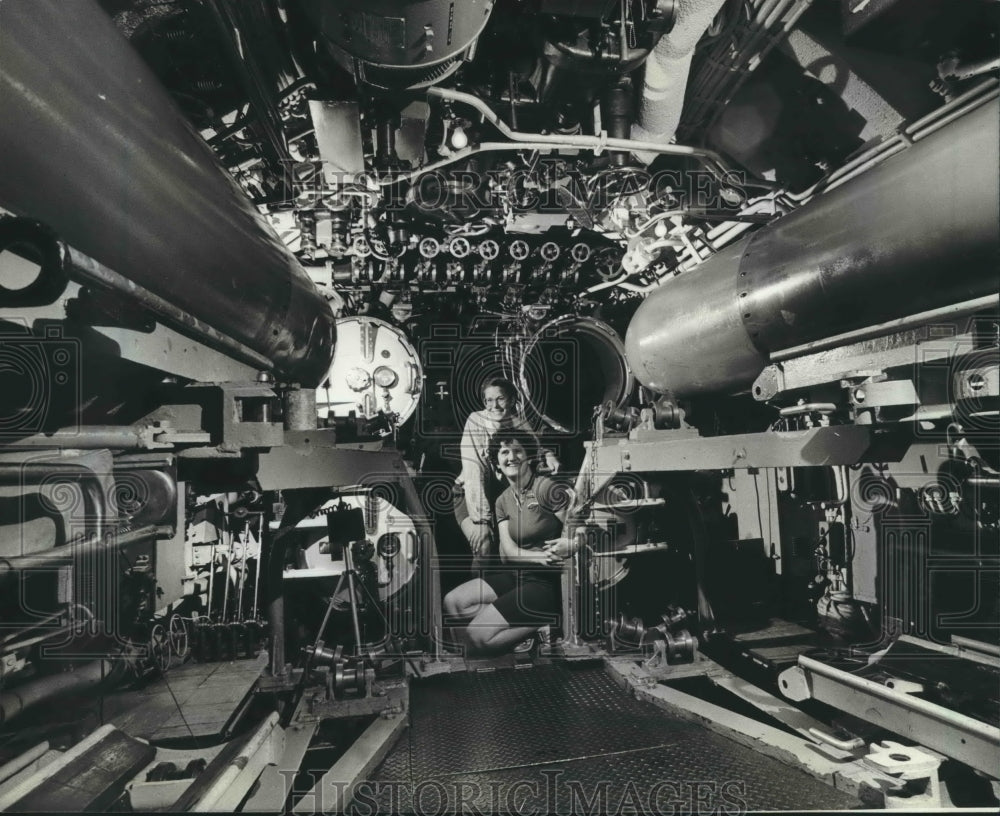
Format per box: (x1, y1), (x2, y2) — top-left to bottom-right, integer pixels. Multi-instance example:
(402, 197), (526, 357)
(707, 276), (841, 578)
(631, 0), (730, 148)
(585, 274), (634, 294)
(0, 742), (50, 786)
(939, 55), (1000, 81)
(0, 725), (116, 811)
(422, 87), (738, 178)
(381, 138), (749, 194)
(951, 635), (1000, 658)
(619, 279), (666, 293)
(192, 712), (280, 811)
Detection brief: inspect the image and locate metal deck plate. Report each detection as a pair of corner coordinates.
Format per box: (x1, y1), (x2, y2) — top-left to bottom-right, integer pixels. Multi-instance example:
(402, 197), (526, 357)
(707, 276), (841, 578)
(360, 663), (861, 813)
(105, 654), (266, 741)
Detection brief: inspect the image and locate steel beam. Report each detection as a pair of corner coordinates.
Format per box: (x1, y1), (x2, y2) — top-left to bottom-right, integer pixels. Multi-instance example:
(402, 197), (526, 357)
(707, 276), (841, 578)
(290, 710), (408, 815)
(590, 425), (880, 477)
(781, 654), (1000, 777)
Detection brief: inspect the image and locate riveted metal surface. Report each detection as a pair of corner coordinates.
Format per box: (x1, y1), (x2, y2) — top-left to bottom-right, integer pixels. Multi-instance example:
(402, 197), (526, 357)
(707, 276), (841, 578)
(361, 664), (861, 812)
(366, 737), (414, 812)
(403, 663), (700, 778)
(359, 744), (860, 813)
(626, 98), (1000, 398)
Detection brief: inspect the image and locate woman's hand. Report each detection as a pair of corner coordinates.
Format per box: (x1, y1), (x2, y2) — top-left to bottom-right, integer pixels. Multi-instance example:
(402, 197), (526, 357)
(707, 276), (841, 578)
(516, 550), (554, 566)
(461, 518), (493, 556)
(536, 448), (561, 475)
(542, 532), (584, 563)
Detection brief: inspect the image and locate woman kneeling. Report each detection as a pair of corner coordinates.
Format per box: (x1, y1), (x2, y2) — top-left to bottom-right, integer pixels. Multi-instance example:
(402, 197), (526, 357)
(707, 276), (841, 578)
(443, 429), (582, 654)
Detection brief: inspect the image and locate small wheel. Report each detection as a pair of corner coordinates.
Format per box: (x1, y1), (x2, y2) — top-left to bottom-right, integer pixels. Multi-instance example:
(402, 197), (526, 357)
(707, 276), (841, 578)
(540, 241), (560, 262)
(352, 235), (371, 257)
(418, 236), (440, 258)
(168, 614), (190, 662)
(448, 236), (470, 258)
(478, 239), (500, 261)
(509, 240), (529, 261)
(148, 623), (171, 674)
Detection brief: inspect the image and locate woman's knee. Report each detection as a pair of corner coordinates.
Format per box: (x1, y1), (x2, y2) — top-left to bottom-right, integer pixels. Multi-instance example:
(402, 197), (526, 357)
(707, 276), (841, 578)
(444, 578), (494, 616)
(443, 587), (463, 616)
(465, 624), (496, 651)
(444, 580), (478, 616)
(465, 604), (510, 650)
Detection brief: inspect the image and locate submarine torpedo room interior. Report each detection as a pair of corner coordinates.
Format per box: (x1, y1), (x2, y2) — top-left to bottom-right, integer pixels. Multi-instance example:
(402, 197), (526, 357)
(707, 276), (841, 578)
(0, 0), (997, 812)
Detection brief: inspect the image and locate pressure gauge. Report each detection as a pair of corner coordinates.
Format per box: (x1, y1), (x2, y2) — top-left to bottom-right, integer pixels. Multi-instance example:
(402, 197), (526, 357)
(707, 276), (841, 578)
(377, 532), (402, 559)
(318, 316), (423, 423)
(373, 365), (399, 388)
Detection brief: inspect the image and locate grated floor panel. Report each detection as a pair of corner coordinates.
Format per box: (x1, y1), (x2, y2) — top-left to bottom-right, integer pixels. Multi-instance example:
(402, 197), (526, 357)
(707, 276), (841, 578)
(360, 662), (863, 813)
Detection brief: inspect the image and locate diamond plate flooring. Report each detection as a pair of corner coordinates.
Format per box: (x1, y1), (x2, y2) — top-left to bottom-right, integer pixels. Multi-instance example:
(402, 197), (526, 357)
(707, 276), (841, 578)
(357, 662), (863, 813)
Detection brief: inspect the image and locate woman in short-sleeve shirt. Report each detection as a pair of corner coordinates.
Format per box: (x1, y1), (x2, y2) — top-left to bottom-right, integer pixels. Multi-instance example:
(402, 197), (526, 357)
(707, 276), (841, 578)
(444, 429), (582, 653)
(454, 378), (535, 569)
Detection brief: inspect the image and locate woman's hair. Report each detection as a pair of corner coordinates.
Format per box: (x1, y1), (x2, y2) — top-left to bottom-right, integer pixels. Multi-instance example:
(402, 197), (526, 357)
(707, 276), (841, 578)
(487, 429), (539, 470)
(481, 377), (519, 405)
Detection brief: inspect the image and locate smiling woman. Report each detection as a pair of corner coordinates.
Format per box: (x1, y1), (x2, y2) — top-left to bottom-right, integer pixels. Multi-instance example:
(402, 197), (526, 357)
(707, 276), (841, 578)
(453, 377), (536, 568)
(444, 429), (585, 654)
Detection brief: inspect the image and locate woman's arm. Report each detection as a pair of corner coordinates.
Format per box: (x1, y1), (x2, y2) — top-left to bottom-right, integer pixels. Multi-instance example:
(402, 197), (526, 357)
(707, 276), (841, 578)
(461, 516), (493, 556)
(498, 520), (549, 565)
(458, 415), (492, 525)
(542, 529), (587, 562)
(543, 479), (590, 562)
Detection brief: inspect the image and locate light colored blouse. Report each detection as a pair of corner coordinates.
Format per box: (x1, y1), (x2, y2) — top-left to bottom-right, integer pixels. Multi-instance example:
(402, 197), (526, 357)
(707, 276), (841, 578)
(455, 409), (535, 524)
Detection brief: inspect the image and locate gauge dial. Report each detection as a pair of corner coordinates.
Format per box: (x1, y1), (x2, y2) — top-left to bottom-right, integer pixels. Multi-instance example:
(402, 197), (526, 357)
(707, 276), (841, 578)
(373, 365), (399, 388)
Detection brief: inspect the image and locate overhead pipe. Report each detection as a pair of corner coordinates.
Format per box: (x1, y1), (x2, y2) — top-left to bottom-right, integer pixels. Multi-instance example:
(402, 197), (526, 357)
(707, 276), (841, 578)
(0, 0), (335, 386)
(0, 220), (275, 372)
(0, 660), (120, 724)
(0, 459), (113, 541)
(3, 426), (153, 451)
(686, 0), (812, 137)
(625, 98), (1000, 397)
(630, 0), (730, 149)
(0, 525), (173, 579)
(424, 87), (751, 184)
